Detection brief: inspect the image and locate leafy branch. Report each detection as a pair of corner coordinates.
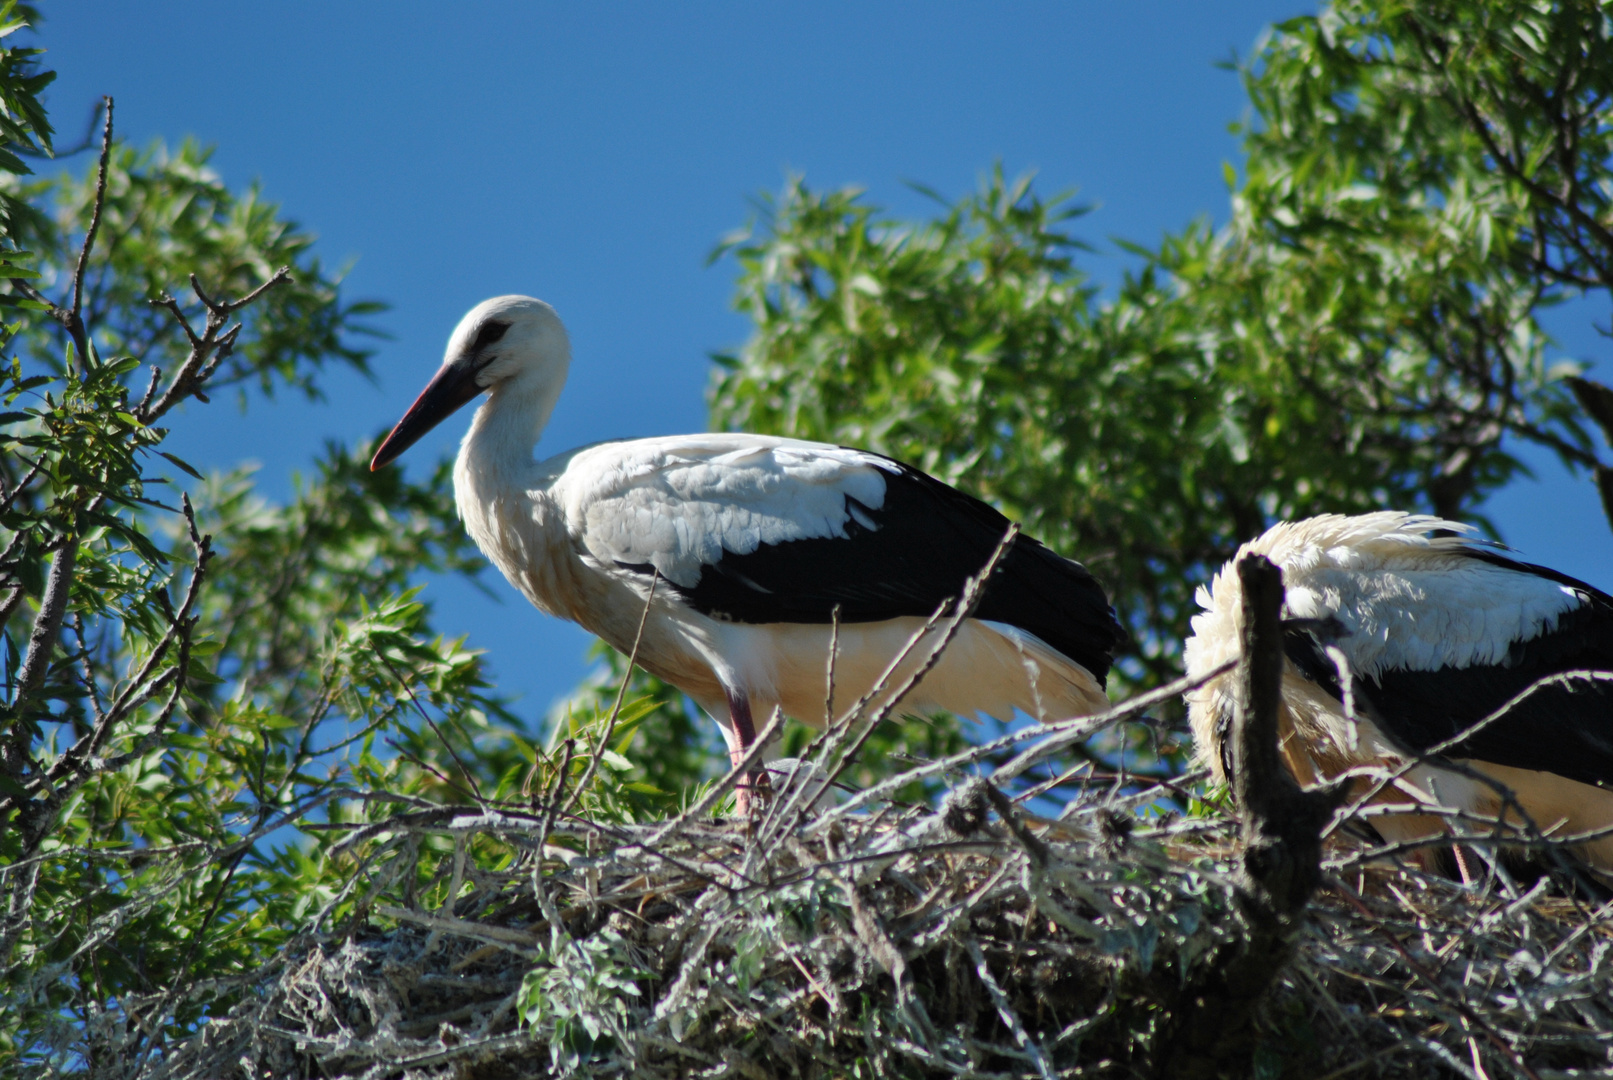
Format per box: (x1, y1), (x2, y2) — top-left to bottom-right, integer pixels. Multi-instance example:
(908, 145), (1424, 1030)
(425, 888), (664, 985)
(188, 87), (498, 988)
(4, 94), (115, 754)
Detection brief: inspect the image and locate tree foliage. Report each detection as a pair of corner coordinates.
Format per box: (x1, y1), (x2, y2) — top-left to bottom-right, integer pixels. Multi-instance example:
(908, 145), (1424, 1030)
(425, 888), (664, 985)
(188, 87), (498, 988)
(6, 0), (1613, 1076)
(12, 138), (384, 400)
(0, 16), (564, 1069)
(710, 0), (1613, 701)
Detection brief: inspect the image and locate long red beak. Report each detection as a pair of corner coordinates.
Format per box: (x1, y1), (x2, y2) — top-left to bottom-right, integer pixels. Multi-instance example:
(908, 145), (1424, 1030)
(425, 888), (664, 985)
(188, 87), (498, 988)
(370, 359), (484, 470)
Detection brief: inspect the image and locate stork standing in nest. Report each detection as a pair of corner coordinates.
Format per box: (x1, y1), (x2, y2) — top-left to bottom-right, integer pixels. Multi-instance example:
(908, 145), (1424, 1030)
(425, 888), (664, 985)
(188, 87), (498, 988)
(371, 295), (1123, 809)
(1184, 512), (1613, 877)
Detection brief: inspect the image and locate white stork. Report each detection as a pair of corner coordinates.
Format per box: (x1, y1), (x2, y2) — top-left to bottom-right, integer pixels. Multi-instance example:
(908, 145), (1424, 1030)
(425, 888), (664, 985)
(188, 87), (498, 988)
(1184, 512), (1613, 875)
(370, 296), (1123, 808)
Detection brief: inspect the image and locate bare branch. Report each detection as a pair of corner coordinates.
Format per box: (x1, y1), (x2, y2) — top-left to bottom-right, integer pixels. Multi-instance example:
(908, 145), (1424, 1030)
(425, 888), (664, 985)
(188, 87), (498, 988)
(6, 101), (118, 374)
(187, 268), (291, 318)
(139, 270), (290, 423)
(149, 293), (201, 350)
(133, 363), (162, 416)
(222, 265), (292, 313)
(189, 273), (221, 315)
(67, 97), (115, 367)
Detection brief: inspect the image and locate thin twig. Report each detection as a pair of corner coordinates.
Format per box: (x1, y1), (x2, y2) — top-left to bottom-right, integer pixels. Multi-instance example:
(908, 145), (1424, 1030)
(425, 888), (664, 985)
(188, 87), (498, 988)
(1332, 881), (1543, 1080)
(759, 596), (958, 844)
(797, 525), (1022, 828)
(821, 657), (1237, 825)
(967, 939), (1056, 1080)
(564, 571), (657, 814)
(537, 738), (575, 857)
(643, 709), (787, 850)
(0, 454), (45, 518)
(218, 267), (293, 313)
(139, 268), (291, 424)
(67, 96), (115, 367)
(384, 738), (483, 806)
(825, 602), (841, 728)
(36, 497), (212, 795)
(375, 650), (488, 807)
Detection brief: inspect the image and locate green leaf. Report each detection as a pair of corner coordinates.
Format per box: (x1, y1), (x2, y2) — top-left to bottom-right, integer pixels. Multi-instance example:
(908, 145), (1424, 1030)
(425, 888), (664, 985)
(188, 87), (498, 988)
(158, 450), (204, 480)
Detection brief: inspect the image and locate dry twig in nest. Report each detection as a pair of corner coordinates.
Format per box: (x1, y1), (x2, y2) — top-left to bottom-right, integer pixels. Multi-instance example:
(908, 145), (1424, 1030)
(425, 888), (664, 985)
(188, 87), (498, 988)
(157, 559), (1613, 1079)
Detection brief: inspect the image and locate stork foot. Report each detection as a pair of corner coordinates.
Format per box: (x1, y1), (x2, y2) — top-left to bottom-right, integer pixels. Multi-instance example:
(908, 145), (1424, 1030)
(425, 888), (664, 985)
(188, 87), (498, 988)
(729, 747), (772, 816)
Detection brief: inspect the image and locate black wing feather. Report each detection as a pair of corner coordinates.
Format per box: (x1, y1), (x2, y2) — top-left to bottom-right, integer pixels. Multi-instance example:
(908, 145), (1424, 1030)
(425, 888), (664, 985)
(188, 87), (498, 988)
(1287, 554), (1613, 789)
(621, 456), (1122, 687)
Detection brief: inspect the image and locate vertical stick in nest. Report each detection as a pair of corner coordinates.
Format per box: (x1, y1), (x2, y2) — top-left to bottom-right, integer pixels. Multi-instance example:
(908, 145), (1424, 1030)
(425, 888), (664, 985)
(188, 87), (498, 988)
(1151, 555), (1343, 1080)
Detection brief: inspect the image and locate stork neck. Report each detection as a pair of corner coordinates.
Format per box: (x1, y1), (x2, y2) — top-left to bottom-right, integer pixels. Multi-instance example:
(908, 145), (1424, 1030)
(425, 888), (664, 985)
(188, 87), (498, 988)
(459, 377), (563, 488)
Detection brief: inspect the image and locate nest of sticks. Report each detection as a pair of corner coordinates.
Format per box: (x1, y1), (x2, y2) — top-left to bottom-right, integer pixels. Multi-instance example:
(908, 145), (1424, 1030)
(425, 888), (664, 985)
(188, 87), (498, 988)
(161, 741), (1613, 1077)
(160, 556), (1613, 1080)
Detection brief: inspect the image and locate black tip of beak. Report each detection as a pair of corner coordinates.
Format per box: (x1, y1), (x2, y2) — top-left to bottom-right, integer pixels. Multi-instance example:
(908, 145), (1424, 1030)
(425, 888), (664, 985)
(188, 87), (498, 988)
(369, 360), (484, 471)
(368, 441), (398, 472)
(370, 413), (421, 471)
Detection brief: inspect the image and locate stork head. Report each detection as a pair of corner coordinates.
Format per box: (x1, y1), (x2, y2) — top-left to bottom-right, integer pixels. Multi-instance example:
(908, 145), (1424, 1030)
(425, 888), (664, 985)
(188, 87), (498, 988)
(370, 295), (571, 470)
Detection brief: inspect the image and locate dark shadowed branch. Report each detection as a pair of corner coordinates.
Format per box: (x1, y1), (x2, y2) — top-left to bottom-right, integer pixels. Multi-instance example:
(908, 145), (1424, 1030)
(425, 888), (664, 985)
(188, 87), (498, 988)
(139, 267), (291, 423)
(1151, 554), (1343, 1080)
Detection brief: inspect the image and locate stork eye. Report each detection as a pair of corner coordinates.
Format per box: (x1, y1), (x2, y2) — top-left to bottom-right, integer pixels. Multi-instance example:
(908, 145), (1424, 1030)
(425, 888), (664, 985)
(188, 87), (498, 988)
(473, 320), (510, 351)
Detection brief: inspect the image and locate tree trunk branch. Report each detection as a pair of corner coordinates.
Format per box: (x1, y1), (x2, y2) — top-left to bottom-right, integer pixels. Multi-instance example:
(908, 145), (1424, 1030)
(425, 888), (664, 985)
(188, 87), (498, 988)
(4, 540), (77, 772)
(1151, 555), (1343, 1079)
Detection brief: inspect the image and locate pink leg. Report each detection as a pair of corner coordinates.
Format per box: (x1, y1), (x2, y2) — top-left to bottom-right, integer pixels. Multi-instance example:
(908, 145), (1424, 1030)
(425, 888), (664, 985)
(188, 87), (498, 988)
(724, 689), (766, 815)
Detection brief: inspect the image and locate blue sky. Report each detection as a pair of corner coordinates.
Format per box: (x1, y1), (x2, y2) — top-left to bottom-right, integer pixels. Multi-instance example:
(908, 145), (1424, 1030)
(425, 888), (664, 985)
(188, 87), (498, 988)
(35, 3), (1613, 727)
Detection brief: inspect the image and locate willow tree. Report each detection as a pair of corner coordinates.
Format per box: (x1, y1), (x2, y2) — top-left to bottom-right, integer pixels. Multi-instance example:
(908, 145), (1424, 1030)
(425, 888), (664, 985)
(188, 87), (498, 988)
(10, 0), (1613, 1073)
(710, 0), (1613, 703)
(0, 15), (541, 1068)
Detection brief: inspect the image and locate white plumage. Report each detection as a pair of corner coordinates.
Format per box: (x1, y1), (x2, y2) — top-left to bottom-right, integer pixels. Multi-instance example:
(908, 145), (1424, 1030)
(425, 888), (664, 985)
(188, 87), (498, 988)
(372, 296), (1122, 808)
(1185, 512), (1613, 874)
(560, 437), (892, 588)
